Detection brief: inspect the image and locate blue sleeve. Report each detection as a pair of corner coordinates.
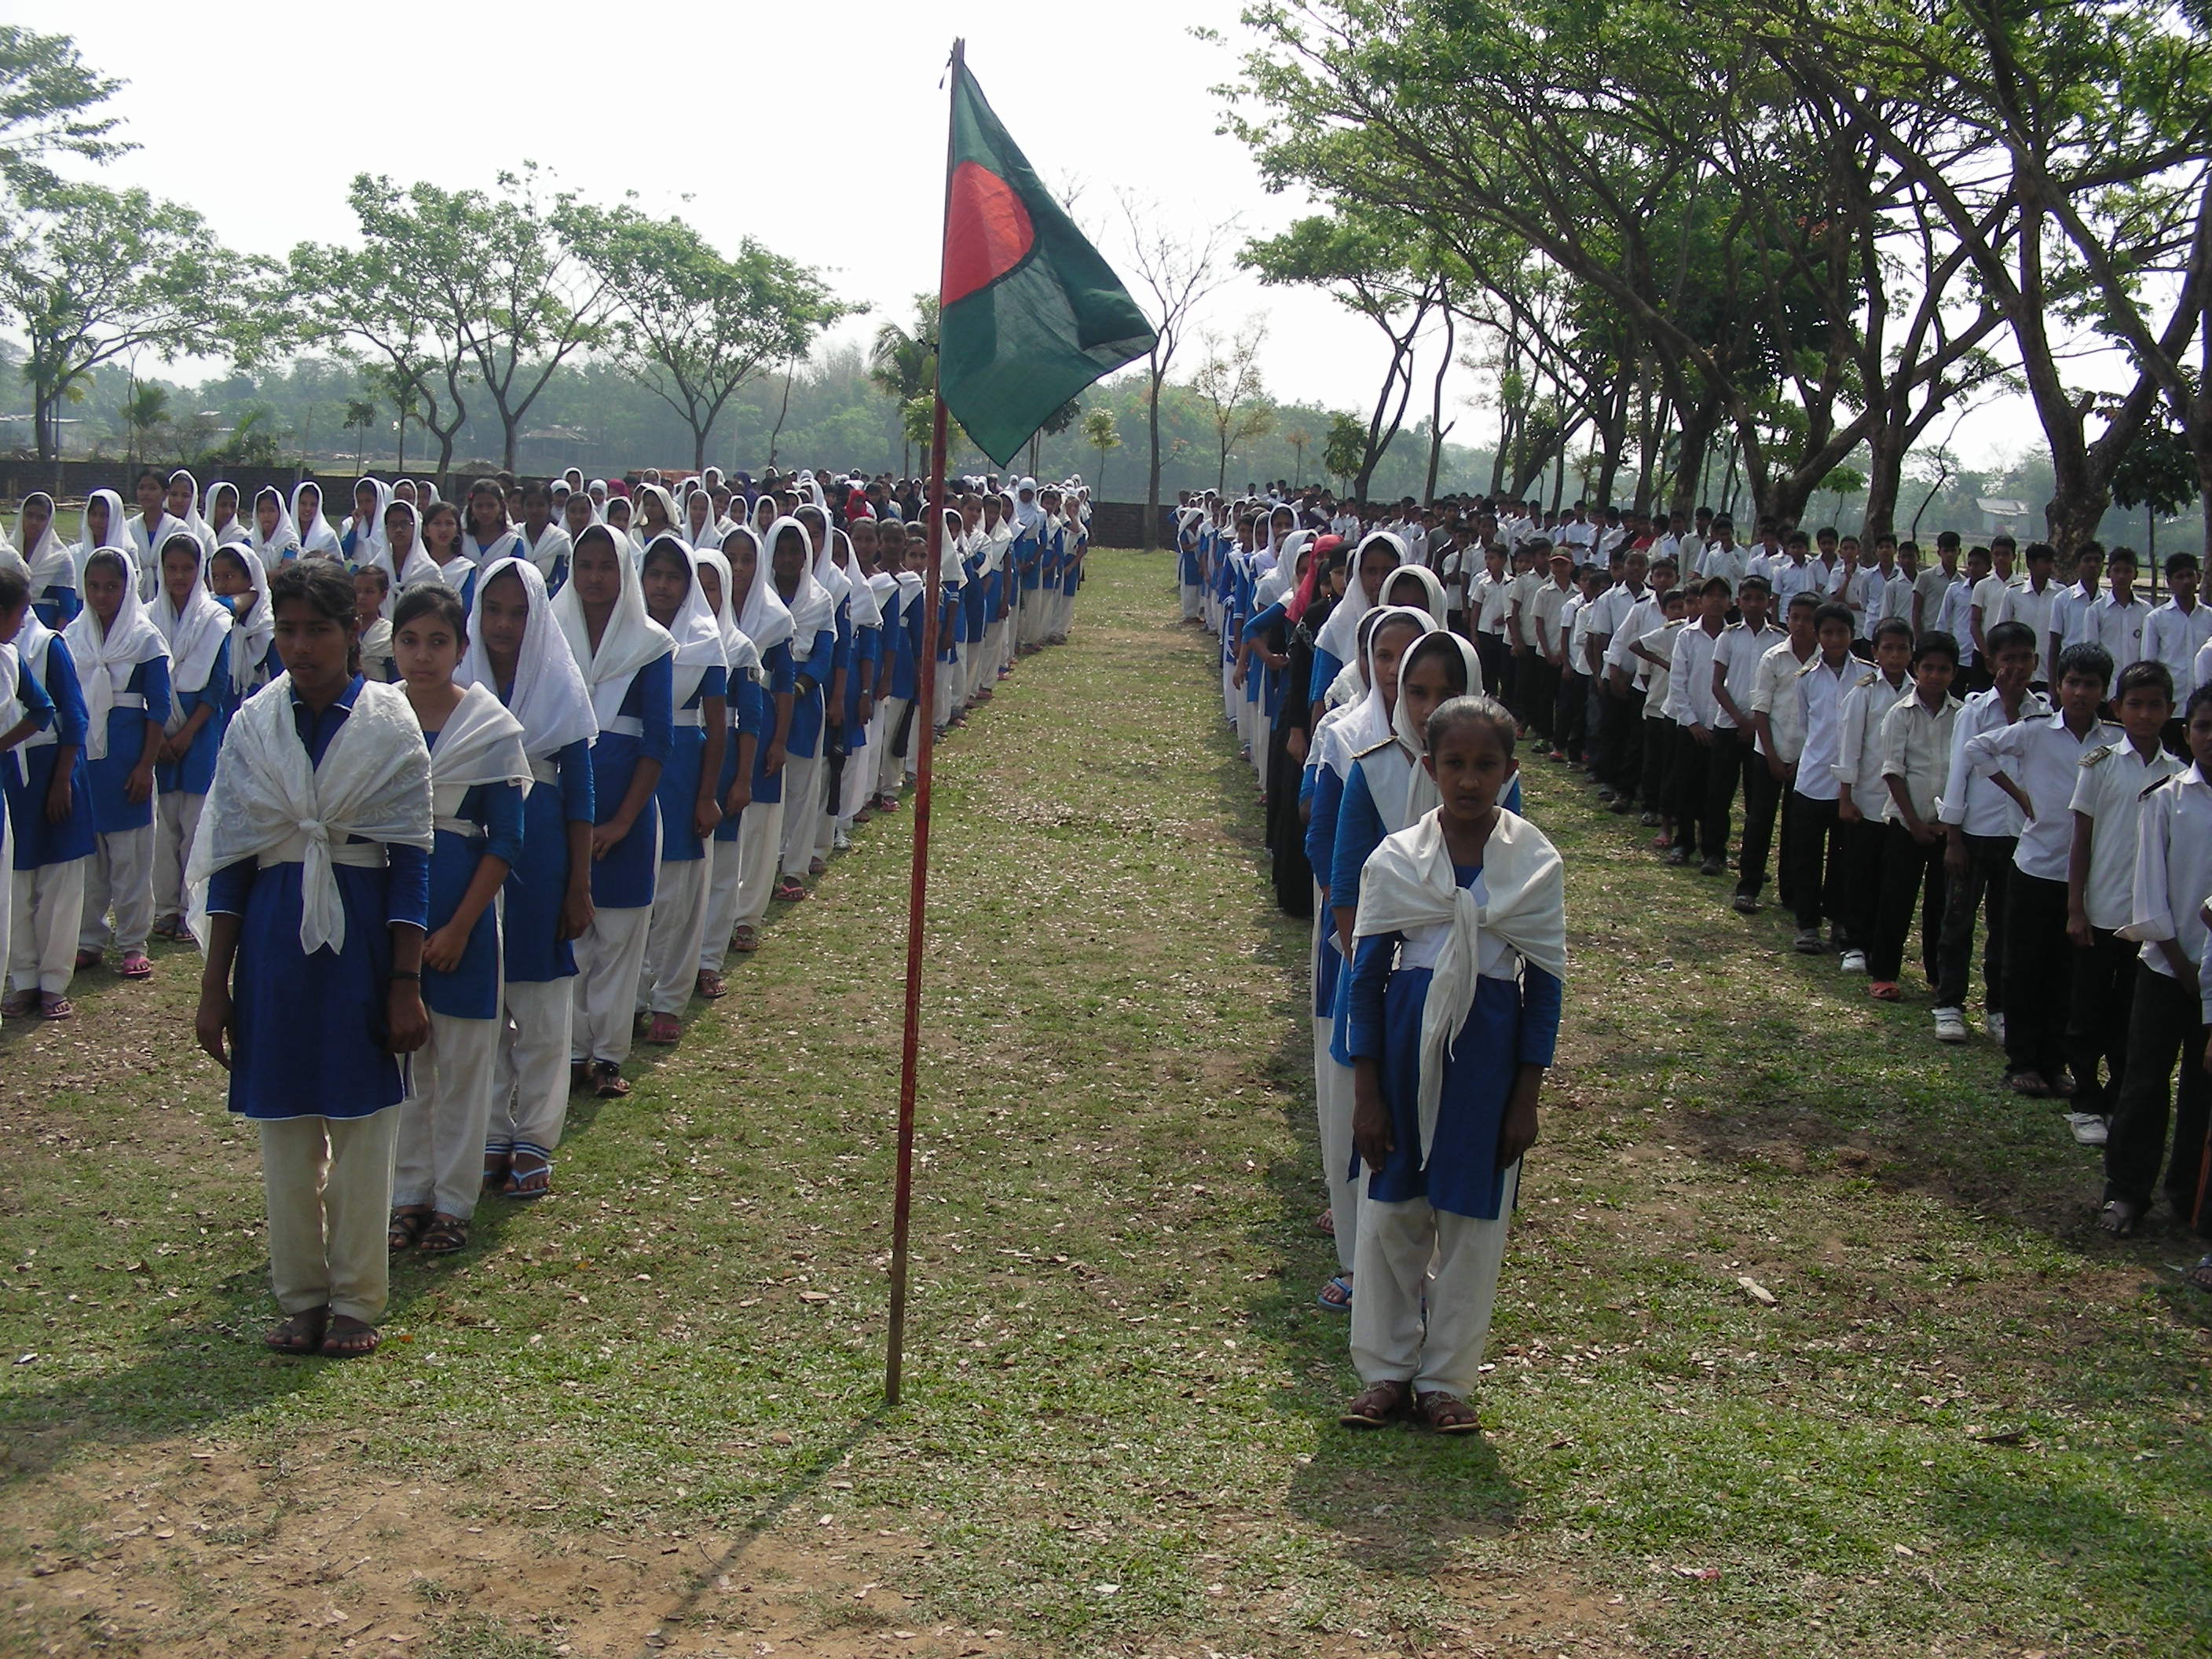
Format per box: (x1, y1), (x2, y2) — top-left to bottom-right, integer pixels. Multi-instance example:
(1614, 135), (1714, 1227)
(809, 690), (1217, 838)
(1345, 932), (1399, 1060)
(699, 665), (728, 702)
(765, 640), (796, 694)
(16, 659), (53, 731)
(856, 625), (881, 670)
(1309, 647), (1344, 705)
(384, 842), (430, 930)
(556, 737), (595, 824)
(207, 859), (255, 917)
(1518, 964), (1562, 1068)
(204, 637), (233, 719)
(1329, 760), (1386, 906)
(480, 781), (525, 868)
(638, 651), (674, 764)
(800, 629), (835, 685)
(44, 643), (87, 748)
(1243, 602), (1287, 644)
(1306, 762), (1345, 895)
(833, 611), (854, 672)
(137, 656), (172, 728)
(735, 676), (766, 738)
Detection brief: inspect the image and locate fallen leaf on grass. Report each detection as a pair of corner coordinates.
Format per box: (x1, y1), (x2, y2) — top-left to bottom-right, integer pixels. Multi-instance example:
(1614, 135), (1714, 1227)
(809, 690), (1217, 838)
(1672, 1565), (1720, 1580)
(1737, 1276), (1777, 1306)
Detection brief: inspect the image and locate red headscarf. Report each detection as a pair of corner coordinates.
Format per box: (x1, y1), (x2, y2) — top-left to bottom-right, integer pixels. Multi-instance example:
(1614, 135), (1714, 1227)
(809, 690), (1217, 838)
(1287, 534), (1346, 624)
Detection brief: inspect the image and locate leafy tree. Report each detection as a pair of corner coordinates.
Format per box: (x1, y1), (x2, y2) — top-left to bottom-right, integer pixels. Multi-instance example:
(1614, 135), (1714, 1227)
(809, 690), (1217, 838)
(568, 205), (848, 471)
(1083, 407), (1122, 492)
(1026, 397), (1082, 479)
(1119, 193), (1236, 546)
(870, 295), (939, 475)
(1323, 412), (1366, 492)
(0, 177), (256, 464)
(1189, 322), (1276, 493)
(343, 396), (379, 472)
(0, 26), (128, 187)
(2109, 405), (2201, 558)
(117, 378), (167, 466)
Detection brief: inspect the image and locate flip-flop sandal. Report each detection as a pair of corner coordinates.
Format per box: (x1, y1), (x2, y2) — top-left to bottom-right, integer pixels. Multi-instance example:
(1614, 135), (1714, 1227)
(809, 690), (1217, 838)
(2186, 1254), (2212, 1293)
(318, 1317), (381, 1360)
(417, 1214), (469, 1256)
(118, 953), (153, 980)
(808, 858), (826, 877)
(73, 949), (102, 971)
(772, 879), (809, 903)
(2098, 1199), (2141, 1236)
(1339, 1379), (1408, 1428)
(645, 1013), (682, 1046)
(591, 1061), (629, 1099)
(1416, 1391), (1483, 1434)
(266, 1306), (330, 1354)
(503, 1152), (553, 1201)
(731, 926), (760, 953)
(694, 972), (727, 1000)
(1317, 1273), (1353, 1312)
(39, 995), (72, 1022)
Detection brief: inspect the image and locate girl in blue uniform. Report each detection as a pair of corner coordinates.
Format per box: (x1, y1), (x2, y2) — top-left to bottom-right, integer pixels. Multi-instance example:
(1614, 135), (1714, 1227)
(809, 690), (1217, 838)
(635, 537), (727, 1044)
(387, 584), (529, 1257)
(724, 526), (794, 952)
(0, 567), (56, 1023)
(247, 487), (299, 573)
(16, 494), (78, 628)
(771, 517), (837, 900)
(209, 547), (279, 697)
(830, 527), (881, 845)
(1341, 694), (1563, 1433)
(871, 518), (924, 808)
(2, 599), (93, 1019)
(932, 509), (967, 736)
(794, 508), (852, 871)
(554, 526), (672, 1097)
(149, 535), (233, 943)
(693, 548), (761, 998)
(66, 549), (170, 980)
(191, 558), (434, 1360)
(461, 558), (597, 1201)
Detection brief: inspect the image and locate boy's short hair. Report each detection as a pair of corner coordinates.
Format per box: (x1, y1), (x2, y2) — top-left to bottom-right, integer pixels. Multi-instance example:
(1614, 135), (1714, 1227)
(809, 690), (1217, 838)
(1813, 600), (1855, 632)
(1700, 576), (1732, 598)
(0, 568), (27, 612)
(2115, 660), (2174, 705)
(1785, 529), (1811, 549)
(1661, 588), (1689, 611)
(2165, 552), (2199, 579)
(1872, 617), (1914, 647)
(1912, 630), (1961, 668)
(2024, 540), (2056, 564)
(1785, 590), (1821, 614)
(1985, 619), (2036, 657)
(2185, 681), (2212, 723)
(2054, 641), (2115, 690)
(1738, 574), (1772, 597)
(1936, 530), (1961, 551)
(1650, 557), (1678, 576)
(2105, 546), (2139, 570)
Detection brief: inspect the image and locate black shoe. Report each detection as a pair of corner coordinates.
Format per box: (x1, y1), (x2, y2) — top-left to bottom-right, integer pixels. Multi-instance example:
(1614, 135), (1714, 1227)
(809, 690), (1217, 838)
(1666, 848), (1692, 867)
(1698, 857), (1725, 877)
(1732, 892), (1760, 914)
(1610, 797), (1635, 815)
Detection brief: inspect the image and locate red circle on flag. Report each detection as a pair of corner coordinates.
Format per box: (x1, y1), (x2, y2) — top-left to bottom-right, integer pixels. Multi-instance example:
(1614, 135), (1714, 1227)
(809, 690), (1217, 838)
(942, 159), (1036, 306)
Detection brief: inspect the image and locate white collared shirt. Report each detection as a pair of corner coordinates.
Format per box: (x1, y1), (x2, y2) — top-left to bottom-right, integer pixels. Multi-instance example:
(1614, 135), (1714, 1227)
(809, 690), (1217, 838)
(1879, 691), (1963, 822)
(1937, 687), (2051, 837)
(1963, 710), (2124, 881)
(2128, 764), (2212, 984)
(1712, 620), (1785, 731)
(1667, 618), (1727, 727)
(2144, 599), (2212, 694)
(1793, 654), (1859, 800)
(1750, 638), (1818, 760)
(2071, 590), (2152, 665)
(2070, 737), (2186, 931)
(1835, 668), (1912, 803)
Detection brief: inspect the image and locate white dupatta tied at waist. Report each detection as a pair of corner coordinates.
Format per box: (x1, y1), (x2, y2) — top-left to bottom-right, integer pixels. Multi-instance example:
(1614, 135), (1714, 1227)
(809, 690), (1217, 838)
(185, 675), (434, 957)
(1353, 807), (1566, 1165)
(425, 681), (530, 830)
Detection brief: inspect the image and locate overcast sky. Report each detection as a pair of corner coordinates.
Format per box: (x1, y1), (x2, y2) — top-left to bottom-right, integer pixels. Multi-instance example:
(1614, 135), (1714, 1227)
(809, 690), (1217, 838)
(47, 0), (2048, 471)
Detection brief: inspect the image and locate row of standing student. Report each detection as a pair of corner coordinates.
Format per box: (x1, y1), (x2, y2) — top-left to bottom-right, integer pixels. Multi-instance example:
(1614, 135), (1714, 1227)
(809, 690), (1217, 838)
(0, 471), (1091, 1361)
(1188, 510), (1573, 1436)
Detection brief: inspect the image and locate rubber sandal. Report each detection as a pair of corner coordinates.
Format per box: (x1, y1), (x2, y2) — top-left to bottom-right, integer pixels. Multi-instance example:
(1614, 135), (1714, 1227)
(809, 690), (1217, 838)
(591, 1061), (629, 1099)
(38, 995), (71, 1022)
(645, 1013), (681, 1046)
(808, 857), (826, 877)
(1416, 1390), (1482, 1434)
(503, 1152), (553, 1201)
(2185, 1254), (2212, 1294)
(772, 878), (809, 903)
(1317, 1273), (1353, 1313)
(1339, 1379), (1409, 1428)
(73, 949), (101, 971)
(118, 952), (152, 980)
(730, 926), (760, 954)
(318, 1316), (380, 1359)
(417, 1214), (469, 1256)
(695, 971), (727, 1000)
(266, 1306), (330, 1355)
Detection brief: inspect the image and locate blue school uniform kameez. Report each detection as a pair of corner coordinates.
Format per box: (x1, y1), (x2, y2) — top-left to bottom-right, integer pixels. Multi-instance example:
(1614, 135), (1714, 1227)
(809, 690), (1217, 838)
(204, 678), (432, 1120)
(588, 654), (675, 908)
(421, 727), (526, 1020)
(840, 617), (878, 765)
(87, 658), (172, 838)
(31, 580), (78, 631)
(3, 637), (95, 871)
(1344, 862), (1562, 1218)
(748, 642), (797, 807)
(712, 665), (767, 848)
(789, 621), (837, 764)
(504, 733), (593, 985)
(653, 662), (728, 866)
(154, 639), (232, 800)
(961, 544), (988, 653)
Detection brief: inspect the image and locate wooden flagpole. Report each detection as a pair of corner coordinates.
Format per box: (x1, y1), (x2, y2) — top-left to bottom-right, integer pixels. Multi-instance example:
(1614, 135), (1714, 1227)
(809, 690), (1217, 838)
(885, 35), (965, 1409)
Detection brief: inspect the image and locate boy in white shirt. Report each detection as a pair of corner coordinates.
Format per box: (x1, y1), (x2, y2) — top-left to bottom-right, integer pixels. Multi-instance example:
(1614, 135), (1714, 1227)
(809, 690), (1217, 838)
(1939, 544), (1990, 691)
(1663, 578), (1732, 869)
(1634, 586), (1690, 841)
(2072, 545), (2151, 667)
(1968, 539), (2019, 675)
(1834, 617), (1915, 972)
(2144, 553), (2210, 746)
(1965, 642), (2123, 1096)
(1783, 601), (1862, 954)
(2064, 661), (2183, 1142)
(1706, 576), (1785, 882)
(1997, 541), (2063, 690)
(1741, 589), (1821, 914)
(1868, 630), (1962, 1002)
(1913, 532), (1961, 639)
(2050, 544), (2103, 676)
(2099, 683), (2212, 1255)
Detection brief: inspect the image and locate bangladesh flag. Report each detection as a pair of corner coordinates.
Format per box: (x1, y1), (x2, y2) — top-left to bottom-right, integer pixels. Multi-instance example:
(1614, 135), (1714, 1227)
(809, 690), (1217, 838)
(939, 56), (1158, 467)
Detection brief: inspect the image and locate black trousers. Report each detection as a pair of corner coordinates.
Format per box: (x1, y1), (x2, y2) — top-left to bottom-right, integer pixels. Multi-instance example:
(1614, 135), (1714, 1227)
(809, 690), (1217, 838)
(1474, 633), (1506, 704)
(1936, 832), (2016, 1013)
(1525, 658), (1559, 742)
(1702, 728), (1750, 866)
(1738, 754), (1788, 902)
(1783, 792), (1845, 931)
(1555, 669), (1590, 760)
(1670, 728), (1714, 855)
(2001, 871), (2072, 1079)
(2104, 962), (2212, 1232)
(1641, 719), (1676, 821)
(1833, 814), (1888, 951)
(1869, 821), (1947, 985)
(1597, 683), (1643, 793)
(2067, 926), (2139, 1115)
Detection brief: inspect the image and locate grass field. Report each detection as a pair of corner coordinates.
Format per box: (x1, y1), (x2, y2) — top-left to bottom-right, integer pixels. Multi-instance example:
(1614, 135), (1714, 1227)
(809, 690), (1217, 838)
(1, 548), (2207, 1659)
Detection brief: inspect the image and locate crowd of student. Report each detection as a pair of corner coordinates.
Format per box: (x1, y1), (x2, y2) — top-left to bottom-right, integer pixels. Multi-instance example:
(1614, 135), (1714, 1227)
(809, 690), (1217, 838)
(0, 464), (1091, 1359)
(1184, 482), (2212, 1427)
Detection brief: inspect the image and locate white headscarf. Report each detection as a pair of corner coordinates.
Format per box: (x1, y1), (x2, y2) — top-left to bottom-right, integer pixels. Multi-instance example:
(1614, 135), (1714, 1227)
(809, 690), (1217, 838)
(1390, 631), (1486, 825)
(16, 493), (73, 600)
(76, 488), (132, 582)
(1335, 604), (1436, 766)
(798, 508), (850, 612)
(1257, 531), (1313, 610)
(725, 526), (794, 655)
(375, 500), (445, 601)
(1013, 478), (1045, 536)
(203, 480), (251, 548)
(834, 529), (881, 628)
(64, 548), (169, 759)
(763, 515), (833, 661)
(344, 477), (392, 566)
(249, 487), (301, 572)
(150, 535), (232, 700)
(694, 548), (760, 686)
(1353, 805), (1566, 1164)
(552, 525), (675, 727)
(210, 545), (273, 697)
(632, 484), (682, 551)
(1380, 561), (1448, 623)
(291, 482), (342, 558)
(1313, 529), (1407, 668)
(166, 470), (218, 553)
(641, 534), (727, 673)
(455, 556), (599, 761)
(419, 679), (531, 809)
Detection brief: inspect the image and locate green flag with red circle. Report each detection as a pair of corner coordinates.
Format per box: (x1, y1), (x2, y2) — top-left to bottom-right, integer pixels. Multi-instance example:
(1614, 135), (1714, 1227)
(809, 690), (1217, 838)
(939, 57), (1157, 467)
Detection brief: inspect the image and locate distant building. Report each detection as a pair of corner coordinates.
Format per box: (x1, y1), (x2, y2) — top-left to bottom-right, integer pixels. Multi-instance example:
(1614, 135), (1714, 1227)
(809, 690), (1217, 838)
(1976, 496), (2031, 537)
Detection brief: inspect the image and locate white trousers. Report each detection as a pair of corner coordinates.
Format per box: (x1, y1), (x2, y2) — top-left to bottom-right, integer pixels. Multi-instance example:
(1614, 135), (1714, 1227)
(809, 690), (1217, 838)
(981, 618), (1005, 681)
(492, 976), (573, 1163)
(812, 756), (840, 861)
(1181, 580), (1203, 621)
(874, 698), (911, 795)
(393, 1008), (500, 1219)
(1316, 1025), (1359, 1276)
(260, 1108), (399, 1324)
(732, 798), (786, 932)
(152, 789), (204, 925)
(81, 822), (155, 953)
(639, 855), (710, 1016)
(0, 815), (9, 1020)
(778, 749), (824, 877)
(11, 859), (86, 994)
(570, 902), (652, 1065)
(840, 728), (875, 822)
(1350, 1166), (1519, 1400)
(932, 655), (958, 731)
(698, 836), (745, 976)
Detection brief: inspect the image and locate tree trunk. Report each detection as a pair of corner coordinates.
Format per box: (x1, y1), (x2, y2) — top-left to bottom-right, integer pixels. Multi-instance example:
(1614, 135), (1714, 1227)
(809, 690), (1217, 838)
(692, 419), (709, 472)
(1859, 422), (1906, 544)
(1423, 309), (1456, 506)
(1671, 397), (1723, 520)
(1144, 361), (1164, 551)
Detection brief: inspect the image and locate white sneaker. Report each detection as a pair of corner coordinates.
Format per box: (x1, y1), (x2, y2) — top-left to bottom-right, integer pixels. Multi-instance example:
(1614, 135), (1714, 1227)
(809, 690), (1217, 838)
(1839, 950), (1868, 974)
(1987, 1012), (2006, 1046)
(832, 827), (852, 851)
(1932, 1006), (1968, 1044)
(2066, 1112), (2108, 1146)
